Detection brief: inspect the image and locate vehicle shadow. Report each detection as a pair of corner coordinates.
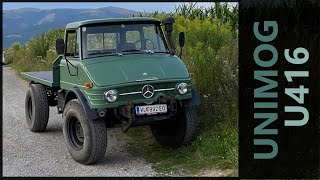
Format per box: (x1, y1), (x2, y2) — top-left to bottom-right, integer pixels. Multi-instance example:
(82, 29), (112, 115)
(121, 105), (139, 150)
(42, 121), (63, 136)
(94, 153), (146, 167)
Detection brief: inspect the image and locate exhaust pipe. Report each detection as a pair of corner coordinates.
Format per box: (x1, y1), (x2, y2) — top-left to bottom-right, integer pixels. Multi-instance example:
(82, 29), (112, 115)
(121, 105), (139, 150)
(162, 17), (175, 55)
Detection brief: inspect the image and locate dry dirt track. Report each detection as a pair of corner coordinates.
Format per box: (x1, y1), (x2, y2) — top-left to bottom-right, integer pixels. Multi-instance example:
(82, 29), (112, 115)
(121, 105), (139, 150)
(2, 66), (158, 177)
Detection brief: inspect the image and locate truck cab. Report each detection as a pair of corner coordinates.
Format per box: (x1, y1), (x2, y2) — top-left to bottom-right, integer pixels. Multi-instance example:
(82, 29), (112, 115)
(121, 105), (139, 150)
(22, 17), (200, 165)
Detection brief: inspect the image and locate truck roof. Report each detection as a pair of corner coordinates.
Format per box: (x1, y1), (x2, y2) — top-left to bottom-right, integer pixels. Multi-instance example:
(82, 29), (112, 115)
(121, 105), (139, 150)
(66, 17), (161, 29)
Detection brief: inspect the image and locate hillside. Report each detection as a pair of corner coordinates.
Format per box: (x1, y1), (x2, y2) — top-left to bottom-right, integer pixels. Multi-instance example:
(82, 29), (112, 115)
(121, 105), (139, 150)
(3, 6), (138, 48)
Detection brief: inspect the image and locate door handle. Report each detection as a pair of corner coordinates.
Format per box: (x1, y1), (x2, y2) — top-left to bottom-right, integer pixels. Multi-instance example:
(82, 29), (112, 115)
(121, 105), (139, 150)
(58, 64), (66, 67)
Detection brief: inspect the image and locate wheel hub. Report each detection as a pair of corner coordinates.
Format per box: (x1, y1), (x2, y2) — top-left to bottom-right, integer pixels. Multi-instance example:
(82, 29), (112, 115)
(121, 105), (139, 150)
(27, 97), (32, 119)
(68, 116), (84, 150)
(75, 121), (84, 142)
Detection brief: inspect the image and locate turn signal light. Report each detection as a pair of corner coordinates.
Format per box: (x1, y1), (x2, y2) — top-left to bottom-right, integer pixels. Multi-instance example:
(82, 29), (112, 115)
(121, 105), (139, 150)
(84, 82), (93, 88)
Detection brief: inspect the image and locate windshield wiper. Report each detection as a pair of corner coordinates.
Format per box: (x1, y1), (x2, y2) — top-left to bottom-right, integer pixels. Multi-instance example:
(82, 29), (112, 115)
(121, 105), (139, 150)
(88, 51), (113, 56)
(153, 51), (168, 53)
(121, 49), (156, 55)
(121, 49), (142, 53)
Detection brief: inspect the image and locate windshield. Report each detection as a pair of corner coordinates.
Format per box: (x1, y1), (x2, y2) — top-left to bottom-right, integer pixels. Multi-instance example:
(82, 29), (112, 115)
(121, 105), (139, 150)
(81, 23), (168, 59)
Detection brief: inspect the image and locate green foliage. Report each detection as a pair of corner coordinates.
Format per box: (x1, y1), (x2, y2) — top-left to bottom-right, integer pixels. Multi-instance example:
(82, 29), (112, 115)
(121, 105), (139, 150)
(5, 28), (64, 71)
(28, 31), (50, 59)
(46, 28), (65, 47)
(12, 42), (21, 51)
(134, 2), (238, 31)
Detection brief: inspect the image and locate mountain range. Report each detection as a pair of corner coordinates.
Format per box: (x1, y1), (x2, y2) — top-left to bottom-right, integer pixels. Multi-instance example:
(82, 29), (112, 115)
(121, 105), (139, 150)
(3, 7), (139, 48)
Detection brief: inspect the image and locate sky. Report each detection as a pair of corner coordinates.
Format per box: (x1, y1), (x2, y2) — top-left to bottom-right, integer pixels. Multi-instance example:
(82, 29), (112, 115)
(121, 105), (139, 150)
(3, 2), (225, 13)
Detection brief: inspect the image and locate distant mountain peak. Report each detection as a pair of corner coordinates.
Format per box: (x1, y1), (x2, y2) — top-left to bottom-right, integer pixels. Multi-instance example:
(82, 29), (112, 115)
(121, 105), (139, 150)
(4, 7), (42, 12)
(37, 13), (56, 25)
(3, 6), (139, 48)
(98, 6), (135, 10)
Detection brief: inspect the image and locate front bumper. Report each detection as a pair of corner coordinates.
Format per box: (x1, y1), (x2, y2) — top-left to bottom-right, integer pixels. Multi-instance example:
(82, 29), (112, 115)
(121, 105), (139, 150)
(81, 81), (192, 109)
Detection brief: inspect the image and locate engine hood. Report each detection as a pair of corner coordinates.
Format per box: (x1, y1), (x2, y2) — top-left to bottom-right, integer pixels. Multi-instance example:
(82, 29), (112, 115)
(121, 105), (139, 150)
(82, 54), (190, 87)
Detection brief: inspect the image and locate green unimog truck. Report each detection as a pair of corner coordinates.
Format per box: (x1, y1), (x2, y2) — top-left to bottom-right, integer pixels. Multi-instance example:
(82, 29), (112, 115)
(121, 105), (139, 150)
(21, 17), (201, 165)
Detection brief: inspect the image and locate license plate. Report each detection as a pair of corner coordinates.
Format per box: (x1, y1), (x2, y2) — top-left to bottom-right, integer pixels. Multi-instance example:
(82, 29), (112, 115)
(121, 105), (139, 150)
(135, 104), (167, 115)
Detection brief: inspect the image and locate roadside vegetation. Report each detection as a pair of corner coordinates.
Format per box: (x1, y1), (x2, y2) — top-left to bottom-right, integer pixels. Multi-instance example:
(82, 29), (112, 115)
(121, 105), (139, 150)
(4, 2), (238, 176)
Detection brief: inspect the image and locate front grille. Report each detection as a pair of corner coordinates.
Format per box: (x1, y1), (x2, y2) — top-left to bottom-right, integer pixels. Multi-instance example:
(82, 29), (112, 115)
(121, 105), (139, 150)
(117, 82), (178, 98)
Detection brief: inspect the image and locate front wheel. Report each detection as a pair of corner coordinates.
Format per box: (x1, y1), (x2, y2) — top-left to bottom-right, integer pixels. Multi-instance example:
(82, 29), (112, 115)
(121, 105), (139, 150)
(150, 105), (199, 149)
(62, 99), (107, 165)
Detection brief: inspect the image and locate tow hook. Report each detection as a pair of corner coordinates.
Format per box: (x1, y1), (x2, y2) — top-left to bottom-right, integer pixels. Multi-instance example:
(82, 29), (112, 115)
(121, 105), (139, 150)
(97, 109), (106, 117)
(121, 100), (135, 133)
(170, 97), (177, 116)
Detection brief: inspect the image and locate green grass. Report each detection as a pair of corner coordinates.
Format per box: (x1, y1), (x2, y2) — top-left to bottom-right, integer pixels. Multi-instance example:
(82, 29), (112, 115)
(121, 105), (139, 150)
(121, 113), (238, 176)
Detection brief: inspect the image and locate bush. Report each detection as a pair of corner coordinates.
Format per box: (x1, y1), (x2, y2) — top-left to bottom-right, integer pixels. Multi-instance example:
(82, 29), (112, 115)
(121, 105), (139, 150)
(5, 28), (64, 72)
(168, 15), (238, 133)
(27, 31), (49, 60)
(12, 42), (21, 51)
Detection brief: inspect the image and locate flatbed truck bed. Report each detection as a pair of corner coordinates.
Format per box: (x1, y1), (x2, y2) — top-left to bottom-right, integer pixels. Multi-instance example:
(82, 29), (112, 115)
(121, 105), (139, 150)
(21, 71), (54, 87)
(21, 57), (61, 87)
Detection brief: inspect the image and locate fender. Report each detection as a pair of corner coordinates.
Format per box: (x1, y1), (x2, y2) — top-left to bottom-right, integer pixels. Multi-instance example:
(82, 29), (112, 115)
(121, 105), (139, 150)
(184, 88), (201, 107)
(65, 88), (99, 120)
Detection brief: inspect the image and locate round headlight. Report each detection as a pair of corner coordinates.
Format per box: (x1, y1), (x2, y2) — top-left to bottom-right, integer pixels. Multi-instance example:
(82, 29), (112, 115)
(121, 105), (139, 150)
(105, 90), (118, 102)
(177, 82), (188, 94)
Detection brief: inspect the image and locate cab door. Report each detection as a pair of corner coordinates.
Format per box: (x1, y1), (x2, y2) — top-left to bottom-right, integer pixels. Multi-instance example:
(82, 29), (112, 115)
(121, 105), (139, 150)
(60, 29), (81, 90)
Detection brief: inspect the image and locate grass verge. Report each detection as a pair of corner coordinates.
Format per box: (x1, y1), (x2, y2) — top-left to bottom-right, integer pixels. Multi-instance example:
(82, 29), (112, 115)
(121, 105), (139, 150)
(121, 113), (238, 176)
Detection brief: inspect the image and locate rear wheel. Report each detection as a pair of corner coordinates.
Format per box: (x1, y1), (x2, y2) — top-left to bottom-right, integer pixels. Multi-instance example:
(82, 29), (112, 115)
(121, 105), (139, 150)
(25, 84), (49, 132)
(150, 105), (199, 149)
(62, 99), (107, 165)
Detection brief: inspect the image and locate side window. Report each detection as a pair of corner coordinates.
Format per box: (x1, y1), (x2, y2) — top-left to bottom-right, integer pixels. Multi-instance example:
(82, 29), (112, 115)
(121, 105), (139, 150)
(126, 31), (141, 49)
(66, 31), (78, 57)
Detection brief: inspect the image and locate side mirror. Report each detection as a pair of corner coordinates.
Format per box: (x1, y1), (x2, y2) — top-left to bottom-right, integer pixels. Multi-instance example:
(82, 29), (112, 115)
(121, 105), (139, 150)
(56, 38), (64, 55)
(179, 32), (185, 48)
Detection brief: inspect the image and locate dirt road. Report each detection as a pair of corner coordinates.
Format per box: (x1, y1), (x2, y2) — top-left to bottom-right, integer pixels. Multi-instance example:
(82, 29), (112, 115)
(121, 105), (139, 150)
(2, 66), (157, 177)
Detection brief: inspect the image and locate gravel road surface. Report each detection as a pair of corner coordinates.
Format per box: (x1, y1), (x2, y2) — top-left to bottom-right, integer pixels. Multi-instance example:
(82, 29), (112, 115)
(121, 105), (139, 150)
(2, 67), (157, 177)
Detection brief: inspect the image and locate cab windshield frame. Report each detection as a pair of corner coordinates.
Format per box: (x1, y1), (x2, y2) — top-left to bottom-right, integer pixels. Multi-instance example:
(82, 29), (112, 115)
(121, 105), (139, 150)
(80, 21), (169, 59)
